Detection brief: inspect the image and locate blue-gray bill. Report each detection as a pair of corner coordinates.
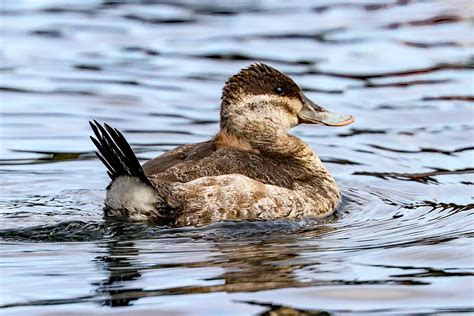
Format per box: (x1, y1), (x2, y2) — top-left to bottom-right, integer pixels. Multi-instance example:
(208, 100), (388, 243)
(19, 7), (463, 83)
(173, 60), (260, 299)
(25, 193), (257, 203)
(298, 93), (355, 126)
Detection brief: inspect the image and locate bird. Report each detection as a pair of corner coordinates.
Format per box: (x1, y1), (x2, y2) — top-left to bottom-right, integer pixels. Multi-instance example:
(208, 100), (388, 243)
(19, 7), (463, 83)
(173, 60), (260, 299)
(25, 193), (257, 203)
(90, 63), (354, 227)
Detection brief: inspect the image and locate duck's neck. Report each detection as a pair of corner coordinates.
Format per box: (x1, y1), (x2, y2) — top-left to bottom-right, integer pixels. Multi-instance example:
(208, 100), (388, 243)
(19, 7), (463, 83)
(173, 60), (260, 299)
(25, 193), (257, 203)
(216, 126), (324, 170)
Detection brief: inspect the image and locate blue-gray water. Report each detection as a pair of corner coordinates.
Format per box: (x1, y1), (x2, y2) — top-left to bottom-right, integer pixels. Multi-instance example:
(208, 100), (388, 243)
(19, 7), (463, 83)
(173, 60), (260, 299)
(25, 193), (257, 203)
(1, 0), (473, 315)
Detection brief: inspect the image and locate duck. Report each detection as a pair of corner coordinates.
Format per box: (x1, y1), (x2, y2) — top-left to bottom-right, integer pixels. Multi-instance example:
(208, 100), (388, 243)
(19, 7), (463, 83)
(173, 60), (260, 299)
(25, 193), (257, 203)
(90, 63), (354, 227)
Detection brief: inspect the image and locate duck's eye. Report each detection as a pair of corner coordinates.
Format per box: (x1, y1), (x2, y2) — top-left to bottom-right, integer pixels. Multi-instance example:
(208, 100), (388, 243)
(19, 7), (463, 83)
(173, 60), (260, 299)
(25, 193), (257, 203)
(274, 87), (285, 95)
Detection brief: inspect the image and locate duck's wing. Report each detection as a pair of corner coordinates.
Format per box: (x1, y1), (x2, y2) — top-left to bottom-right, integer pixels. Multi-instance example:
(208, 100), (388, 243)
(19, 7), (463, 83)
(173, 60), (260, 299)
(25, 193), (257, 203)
(146, 148), (340, 226)
(142, 141), (214, 176)
(149, 147), (297, 189)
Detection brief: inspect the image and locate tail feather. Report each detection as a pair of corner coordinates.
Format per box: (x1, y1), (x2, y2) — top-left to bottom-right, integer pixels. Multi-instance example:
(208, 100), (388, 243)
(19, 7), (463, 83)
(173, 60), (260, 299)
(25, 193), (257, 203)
(89, 120), (151, 185)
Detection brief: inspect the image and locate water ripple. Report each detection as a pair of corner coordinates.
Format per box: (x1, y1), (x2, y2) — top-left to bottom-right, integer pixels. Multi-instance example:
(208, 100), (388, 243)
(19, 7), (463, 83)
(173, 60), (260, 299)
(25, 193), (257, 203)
(1, 0), (473, 314)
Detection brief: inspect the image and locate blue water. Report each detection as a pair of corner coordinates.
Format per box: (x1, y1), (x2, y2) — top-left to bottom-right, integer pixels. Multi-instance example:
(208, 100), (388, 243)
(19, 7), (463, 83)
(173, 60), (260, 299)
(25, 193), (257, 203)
(1, 0), (473, 315)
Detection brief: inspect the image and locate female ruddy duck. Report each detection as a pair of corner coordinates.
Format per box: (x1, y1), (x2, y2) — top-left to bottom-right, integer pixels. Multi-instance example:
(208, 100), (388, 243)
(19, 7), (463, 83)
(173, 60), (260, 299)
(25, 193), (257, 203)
(90, 63), (354, 226)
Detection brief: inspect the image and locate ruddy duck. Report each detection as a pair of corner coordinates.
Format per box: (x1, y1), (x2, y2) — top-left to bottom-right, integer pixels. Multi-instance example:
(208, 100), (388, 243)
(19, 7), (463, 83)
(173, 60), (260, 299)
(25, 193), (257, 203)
(90, 63), (354, 226)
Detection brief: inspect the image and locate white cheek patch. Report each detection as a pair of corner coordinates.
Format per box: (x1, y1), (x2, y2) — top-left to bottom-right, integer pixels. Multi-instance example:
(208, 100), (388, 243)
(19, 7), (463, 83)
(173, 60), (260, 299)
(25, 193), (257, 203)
(240, 94), (279, 104)
(239, 94), (301, 112)
(230, 94), (301, 129)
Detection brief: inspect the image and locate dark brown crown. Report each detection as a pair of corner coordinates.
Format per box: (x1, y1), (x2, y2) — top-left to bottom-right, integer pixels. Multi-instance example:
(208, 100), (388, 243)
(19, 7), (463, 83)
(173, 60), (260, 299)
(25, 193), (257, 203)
(222, 63), (300, 101)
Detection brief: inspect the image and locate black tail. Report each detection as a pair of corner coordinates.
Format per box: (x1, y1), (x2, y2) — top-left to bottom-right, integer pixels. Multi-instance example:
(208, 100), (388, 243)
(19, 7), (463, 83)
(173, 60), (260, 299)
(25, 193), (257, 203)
(89, 120), (151, 185)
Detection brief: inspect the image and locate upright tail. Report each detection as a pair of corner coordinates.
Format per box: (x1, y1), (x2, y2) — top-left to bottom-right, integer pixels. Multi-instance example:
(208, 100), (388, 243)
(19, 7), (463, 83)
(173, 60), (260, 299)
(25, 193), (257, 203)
(89, 120), (151, 185)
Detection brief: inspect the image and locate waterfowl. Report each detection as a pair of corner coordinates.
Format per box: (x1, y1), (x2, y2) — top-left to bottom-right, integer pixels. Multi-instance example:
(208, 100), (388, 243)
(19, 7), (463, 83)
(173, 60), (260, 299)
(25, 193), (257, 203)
(90, 63), (354, 226)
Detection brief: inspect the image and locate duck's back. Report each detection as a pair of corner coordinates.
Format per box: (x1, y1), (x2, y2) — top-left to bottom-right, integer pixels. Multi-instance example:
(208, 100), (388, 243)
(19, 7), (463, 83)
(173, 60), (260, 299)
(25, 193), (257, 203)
(142, 141), (309, 190)
(142, 141), (214, 177)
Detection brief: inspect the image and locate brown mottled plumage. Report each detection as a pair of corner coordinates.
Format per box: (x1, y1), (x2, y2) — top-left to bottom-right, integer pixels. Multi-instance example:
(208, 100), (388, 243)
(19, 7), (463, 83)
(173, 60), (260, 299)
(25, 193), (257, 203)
(90, 63), (354, 226)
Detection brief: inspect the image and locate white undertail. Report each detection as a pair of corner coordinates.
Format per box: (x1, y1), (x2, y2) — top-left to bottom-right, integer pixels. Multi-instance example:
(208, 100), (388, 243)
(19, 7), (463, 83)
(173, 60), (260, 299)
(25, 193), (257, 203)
(105, 176), (162, 222)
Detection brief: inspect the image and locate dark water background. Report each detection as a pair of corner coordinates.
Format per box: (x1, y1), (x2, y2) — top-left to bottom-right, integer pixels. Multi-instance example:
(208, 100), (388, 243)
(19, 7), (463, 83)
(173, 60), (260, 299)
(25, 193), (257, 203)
(1, 0), (473, 315)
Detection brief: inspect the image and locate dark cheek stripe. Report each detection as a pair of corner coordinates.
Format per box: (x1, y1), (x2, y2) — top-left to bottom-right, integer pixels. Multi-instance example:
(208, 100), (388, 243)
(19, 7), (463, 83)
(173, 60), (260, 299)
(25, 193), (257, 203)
(280, 101), (298, 115)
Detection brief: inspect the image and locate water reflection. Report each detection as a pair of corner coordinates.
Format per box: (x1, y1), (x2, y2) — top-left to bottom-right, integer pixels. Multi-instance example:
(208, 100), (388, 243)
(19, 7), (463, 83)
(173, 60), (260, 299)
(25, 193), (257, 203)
(93, 229), (322, 306)
(90, 221), (438, 308)
(94, 241), (143, 307)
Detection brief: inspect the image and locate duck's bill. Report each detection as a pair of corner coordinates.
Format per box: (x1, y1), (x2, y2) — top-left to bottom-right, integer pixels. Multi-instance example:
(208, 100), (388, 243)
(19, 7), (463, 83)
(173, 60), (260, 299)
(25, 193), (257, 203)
(298, 93), (354, 127)
(299, 110), (354, 126)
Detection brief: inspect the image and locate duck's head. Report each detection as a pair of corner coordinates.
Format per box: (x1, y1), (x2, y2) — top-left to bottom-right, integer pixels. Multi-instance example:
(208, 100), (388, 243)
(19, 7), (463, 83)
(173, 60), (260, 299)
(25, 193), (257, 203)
(220, 63), (354, 137)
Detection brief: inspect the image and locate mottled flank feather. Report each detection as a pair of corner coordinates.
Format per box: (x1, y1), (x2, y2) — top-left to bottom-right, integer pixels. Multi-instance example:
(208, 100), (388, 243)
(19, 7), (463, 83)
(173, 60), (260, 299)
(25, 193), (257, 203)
(156, 174), (337, 227)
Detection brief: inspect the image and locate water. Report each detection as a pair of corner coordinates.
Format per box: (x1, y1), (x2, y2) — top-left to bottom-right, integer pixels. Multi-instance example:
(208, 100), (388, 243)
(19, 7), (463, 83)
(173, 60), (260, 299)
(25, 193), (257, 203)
(1, 0), (473, 314)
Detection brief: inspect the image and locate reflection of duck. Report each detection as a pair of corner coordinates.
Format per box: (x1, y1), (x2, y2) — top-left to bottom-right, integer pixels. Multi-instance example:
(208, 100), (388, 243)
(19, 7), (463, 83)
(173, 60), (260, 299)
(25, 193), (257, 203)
(90, 63), (354, 226)
(94, 240), (142, 307)
(92, 231), (311, 306)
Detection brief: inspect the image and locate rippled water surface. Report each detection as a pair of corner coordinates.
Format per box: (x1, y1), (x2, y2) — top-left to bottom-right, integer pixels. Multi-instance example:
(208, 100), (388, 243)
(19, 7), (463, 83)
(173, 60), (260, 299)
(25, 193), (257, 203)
(1, 0), (474, 315)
